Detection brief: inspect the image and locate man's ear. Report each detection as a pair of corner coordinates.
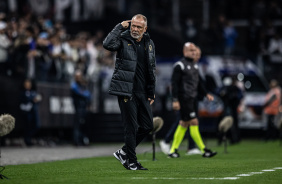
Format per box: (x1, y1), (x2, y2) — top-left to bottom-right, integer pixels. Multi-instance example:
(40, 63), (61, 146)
(144, 26), (148, 32)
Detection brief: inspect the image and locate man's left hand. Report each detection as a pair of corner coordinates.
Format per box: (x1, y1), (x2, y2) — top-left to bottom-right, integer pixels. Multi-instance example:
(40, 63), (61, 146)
(206, 93), (214, 101)
(148, 95), (155, 105)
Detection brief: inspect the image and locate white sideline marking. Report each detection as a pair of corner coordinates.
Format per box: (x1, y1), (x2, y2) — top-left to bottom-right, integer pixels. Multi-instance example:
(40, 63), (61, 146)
(132, 167), (282, 181)
(132, 177), (239, 180)
(237, 172), (264, 177)
(249, 172), (264, 175)
(237, 174), (251, 176)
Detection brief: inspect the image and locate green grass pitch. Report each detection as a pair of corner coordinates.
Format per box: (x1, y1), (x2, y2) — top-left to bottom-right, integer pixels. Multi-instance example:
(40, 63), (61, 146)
(1, 139), (282, 184)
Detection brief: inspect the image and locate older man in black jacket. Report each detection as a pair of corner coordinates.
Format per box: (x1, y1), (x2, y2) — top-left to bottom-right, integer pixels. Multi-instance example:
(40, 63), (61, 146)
(103, 14), (156, 170)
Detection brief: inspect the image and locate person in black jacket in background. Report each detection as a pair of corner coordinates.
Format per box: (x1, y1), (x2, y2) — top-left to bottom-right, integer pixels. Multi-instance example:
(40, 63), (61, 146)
(160, 47), (204, 156)
(103, 14), (156, 170)
(168, 42), (217, 158)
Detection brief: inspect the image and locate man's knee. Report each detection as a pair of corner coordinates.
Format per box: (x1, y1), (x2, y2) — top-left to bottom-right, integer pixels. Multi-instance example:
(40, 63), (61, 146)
(179, 120), (189, 128)
(189, 118), (198, 126)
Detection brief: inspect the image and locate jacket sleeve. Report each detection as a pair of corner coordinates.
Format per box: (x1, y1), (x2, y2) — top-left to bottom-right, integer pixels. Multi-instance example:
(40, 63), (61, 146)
(171, 64), (182, 101)
(197, 76), (209, 100)
(103, 23), (126, 51)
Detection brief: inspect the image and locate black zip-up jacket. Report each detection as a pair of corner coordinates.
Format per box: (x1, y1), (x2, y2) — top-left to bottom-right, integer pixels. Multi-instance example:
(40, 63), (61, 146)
(103, 23), (156, 98)
(171, 57), (207, 100)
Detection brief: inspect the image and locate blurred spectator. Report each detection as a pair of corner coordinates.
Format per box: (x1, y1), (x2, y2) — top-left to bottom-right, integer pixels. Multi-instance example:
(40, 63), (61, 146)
(86, 33), (104, 112)
(0, 12), (6, 21)
(6, 17), (19, 41)
(61, 35), (75, 81)
(223, 20), (238, 55)
(25, 26), (37, 79)
(49, 34), (70, 82)
(263, 79), (281, 140)
(76, 32), (91, 75)
(49, 34), (62, 81)
(8, 17), (113, 85)
(266, 1), (282, 19)
(206, 15), (225, 55)
(19, 79), (41, 146)
(182, 16), (198, 43)
(86, 33), (100, 80)
(93, 30), (104, 45)
(35, 32), (52, 81)
(258, 30), (268, 55)
(261, 20), (276, 48)
(252, 0), (266, 19)
(266, 33), (282, 66)
(268, 33), (282, 54)
(246, 18), (261, 62)
(0, 21), (11, 75)
(217, 76), (244, 144)
(70, 70), (91, 146)
(10, 34), (31, 78)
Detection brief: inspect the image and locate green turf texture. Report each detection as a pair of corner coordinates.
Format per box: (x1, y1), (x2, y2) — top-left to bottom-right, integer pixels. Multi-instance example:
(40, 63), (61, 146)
(1, 139), (282, 184)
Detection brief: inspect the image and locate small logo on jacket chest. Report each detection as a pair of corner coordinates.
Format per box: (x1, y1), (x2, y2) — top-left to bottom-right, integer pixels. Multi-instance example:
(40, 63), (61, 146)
(149, 45), (152, 51)
(124, 97), (128, 102)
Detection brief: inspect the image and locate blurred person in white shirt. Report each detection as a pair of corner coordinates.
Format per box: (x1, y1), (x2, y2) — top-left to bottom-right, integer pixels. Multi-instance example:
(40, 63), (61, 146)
(0, 21), (11, 74)
(268, 33), (282, 54)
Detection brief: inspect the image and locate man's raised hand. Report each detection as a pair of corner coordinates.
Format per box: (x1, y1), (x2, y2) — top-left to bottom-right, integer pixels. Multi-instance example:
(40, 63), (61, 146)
(121, 20), (131, 28)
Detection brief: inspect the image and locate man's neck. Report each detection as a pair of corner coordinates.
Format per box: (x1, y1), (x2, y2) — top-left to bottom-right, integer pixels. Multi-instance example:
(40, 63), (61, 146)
(184, 57), (194, 62)
(135, 36), (143, 42)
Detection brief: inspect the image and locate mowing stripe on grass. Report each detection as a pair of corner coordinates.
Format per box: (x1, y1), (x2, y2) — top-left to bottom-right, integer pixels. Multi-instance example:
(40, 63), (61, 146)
(132, 167), (282, 180)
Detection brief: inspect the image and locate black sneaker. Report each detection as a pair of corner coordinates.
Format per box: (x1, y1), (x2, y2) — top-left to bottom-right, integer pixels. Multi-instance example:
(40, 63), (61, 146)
(113, 149), (128, 169)
(202, 148), (217, 158)
(137, 162), (148, 170)
(167, 149), (180, 158)
(128, 162), (148, 170)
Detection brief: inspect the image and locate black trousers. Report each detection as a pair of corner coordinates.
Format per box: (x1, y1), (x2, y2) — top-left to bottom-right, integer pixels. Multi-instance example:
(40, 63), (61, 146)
(265, 114), (279, 140)
(118, 93), (153, 163)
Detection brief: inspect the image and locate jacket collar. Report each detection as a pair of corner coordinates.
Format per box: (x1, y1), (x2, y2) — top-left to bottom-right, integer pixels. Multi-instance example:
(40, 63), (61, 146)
(184, 57), (194, 63)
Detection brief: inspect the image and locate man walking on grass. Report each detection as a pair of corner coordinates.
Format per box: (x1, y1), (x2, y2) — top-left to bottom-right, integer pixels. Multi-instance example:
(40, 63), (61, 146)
(103, 14), (156, 170)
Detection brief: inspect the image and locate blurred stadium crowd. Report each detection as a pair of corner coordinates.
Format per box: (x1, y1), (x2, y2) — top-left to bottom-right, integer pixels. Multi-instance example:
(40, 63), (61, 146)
(0, 0), (281, 145)
(0, 0), (281, 83)
(0, 10), (115, 84)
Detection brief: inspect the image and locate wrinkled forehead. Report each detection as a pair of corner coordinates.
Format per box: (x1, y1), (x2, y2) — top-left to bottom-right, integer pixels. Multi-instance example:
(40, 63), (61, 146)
(131, 17), (146, 27)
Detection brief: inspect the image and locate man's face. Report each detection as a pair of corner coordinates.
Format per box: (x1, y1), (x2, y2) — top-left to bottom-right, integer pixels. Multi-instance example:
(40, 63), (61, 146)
(130, 17), (147, 40)
(183, 43), (197, 60)
(193, 48), (201, 62)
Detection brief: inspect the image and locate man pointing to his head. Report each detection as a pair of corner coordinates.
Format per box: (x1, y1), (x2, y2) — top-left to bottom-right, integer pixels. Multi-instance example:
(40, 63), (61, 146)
(103, 14), (156, 170)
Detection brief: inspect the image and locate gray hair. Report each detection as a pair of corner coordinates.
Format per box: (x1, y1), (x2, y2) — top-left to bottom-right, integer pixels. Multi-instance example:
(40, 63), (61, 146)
(132, 14), (147, 26)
